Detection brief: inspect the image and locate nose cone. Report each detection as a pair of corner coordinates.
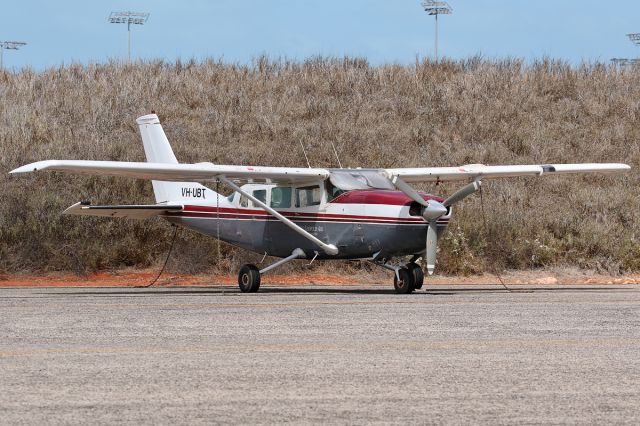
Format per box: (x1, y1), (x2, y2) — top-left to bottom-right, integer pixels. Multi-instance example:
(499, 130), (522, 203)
(422, 200), (448, 221)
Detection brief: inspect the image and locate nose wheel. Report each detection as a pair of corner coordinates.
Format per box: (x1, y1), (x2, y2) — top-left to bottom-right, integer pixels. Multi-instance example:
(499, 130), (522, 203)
(393, 267), (415, 294)
(407, 263), (424, 290)
(392, 263), (425, 294)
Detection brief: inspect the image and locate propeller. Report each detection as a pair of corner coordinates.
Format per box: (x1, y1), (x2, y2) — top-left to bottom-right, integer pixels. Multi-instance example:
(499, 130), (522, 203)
(390, 176), (482, 275)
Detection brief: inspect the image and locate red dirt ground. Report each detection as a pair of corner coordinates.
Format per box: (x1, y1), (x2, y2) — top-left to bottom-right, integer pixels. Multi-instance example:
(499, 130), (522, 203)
(1, 269), (639, 287)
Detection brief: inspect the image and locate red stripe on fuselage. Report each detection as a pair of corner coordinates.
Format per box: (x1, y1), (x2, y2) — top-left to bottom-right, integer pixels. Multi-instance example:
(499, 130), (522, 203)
(330, 189), (444, 205)
(173, 206), (449, 225)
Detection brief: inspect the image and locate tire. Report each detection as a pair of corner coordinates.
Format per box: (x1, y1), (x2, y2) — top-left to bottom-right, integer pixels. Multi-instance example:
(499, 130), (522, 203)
(238, 264), (261, 293)
(407, 263), (424, 290)
(393, 267), (415, 294)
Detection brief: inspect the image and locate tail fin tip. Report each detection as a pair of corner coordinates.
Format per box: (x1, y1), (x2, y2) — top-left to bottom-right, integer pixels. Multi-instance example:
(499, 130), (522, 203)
(136, 113), (160, 125)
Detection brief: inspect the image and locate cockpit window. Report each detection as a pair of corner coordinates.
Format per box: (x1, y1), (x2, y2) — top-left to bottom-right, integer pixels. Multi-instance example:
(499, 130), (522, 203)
(253, 189), (267, 205)
(325, 180), (346, 202)
(295, 185), (322, 207)
(271, 187), (292, 208)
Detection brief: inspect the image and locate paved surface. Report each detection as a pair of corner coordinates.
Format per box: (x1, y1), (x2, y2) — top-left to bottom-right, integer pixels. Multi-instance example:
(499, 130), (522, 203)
(1, 285), (640, 425)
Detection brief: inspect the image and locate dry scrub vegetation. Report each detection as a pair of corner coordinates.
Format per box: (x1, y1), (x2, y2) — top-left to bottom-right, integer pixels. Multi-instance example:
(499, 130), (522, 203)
(0, 57), (638, 275)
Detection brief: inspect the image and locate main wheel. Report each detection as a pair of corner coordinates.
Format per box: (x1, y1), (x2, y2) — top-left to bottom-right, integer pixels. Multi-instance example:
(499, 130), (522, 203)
(407, 263), (424, 290)
(393, 267), (415, 294)
(238, 264), (261, 293)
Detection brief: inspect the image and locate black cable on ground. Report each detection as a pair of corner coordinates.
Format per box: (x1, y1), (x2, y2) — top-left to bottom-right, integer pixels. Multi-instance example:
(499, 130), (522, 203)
(478, 184), (512, 293)
(138, 224), (180, 288)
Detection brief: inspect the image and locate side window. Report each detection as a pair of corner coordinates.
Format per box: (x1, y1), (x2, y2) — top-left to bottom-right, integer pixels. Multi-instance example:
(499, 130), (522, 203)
(253, 189), (267, 205)
(295, 185), (322, 208)
(270, 187), (292, 208)
(325, 180), (345, 202)
(239, 195), (249, 208)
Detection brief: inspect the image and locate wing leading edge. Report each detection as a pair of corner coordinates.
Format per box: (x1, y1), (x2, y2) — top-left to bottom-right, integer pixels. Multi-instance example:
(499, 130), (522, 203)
(383, 163), (631, 183)
(10, 160), (629, 185)
(10, 160), (330, 184)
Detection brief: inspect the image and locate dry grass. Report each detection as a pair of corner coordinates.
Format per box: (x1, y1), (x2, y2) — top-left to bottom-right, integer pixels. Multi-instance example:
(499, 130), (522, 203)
(0, 57), (638, 275)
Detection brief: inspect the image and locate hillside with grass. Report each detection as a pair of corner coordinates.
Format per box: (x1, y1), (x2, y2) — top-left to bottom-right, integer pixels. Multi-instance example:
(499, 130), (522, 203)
(0, 57), (638, 275)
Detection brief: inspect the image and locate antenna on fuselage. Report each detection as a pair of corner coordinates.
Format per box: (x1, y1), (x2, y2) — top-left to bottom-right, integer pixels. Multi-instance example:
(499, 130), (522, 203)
(330, 141), (343, 169)
(299, 140), (312, 168)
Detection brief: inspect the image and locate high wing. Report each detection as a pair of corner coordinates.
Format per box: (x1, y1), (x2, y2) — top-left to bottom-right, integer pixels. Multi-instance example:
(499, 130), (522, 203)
(9, 160), (330, 184)
(383, 163), (631, 183)
(9, 160), (629, 185)
(63, 202), (183, 219)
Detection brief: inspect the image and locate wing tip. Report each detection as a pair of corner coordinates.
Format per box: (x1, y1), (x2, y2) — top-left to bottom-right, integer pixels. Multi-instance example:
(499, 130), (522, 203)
(9, 160), (59, 175)
(9, 164), (37, 174)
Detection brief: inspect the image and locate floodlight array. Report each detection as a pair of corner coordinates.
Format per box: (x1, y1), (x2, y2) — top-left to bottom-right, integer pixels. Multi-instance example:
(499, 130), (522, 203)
(108, 11), (150, 25)
(421, 0), (452, 15)
(0, 41), (27, 50)
(627, 33), (640, 46)
(611, 58), (640, 66)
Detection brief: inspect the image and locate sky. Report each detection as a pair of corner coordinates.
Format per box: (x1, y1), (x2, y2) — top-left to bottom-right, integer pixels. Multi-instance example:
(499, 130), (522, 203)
(2, 0), (640, 70)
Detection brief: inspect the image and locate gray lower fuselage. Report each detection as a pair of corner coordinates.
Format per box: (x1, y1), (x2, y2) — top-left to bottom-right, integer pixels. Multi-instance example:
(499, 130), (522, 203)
(165, 215), (448, 260)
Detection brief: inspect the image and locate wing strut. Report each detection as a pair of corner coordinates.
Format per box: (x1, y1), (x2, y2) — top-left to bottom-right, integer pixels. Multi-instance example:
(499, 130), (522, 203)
(218, 177), (339, 256)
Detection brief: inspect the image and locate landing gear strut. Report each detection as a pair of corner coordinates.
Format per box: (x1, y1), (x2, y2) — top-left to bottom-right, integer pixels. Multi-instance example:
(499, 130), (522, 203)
(369, 256), (425, 294)
(237, 248), (305, 293)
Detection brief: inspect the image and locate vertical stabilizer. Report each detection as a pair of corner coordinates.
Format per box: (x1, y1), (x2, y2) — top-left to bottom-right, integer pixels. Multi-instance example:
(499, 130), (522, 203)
(136, 114), (216, 204)
(137, 114), (178, 165)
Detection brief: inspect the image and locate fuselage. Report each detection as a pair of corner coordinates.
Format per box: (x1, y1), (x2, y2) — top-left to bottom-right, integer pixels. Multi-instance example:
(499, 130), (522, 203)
(165, 182), (451, 259)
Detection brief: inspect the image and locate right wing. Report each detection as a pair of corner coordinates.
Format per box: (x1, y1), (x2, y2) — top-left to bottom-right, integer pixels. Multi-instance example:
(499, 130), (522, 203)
(63, 202), (183, 219)
(383, 163), (631, 183)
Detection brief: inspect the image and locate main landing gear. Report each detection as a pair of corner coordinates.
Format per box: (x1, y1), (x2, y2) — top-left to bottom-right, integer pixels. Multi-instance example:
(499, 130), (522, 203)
(238, 264), (261, 293)
(237, 248), (306, 293)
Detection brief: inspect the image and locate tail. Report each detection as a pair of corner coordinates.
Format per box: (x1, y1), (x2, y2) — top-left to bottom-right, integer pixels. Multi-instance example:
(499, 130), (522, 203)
(136, 114), (216, 204)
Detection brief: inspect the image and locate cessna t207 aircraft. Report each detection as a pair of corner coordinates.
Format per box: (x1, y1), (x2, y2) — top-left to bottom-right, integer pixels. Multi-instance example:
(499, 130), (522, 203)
(10, 114), (630, 293)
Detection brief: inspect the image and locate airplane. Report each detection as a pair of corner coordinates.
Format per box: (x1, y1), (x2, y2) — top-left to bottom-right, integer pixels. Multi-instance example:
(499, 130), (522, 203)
(10, 114), (631, 293)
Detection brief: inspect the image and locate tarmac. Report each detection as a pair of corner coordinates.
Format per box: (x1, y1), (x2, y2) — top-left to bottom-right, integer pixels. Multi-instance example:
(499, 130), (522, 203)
(1, 284), (639, 424)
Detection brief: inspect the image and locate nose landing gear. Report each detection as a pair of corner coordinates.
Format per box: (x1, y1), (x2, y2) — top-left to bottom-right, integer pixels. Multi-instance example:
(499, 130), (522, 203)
(407, 263), (424, 290)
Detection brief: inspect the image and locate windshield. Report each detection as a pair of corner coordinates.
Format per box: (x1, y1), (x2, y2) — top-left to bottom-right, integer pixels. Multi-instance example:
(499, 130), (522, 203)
(328, 170), (395, 191)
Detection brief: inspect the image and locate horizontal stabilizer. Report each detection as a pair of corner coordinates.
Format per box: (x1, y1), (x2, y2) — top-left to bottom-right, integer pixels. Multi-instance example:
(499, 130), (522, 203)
(63, 202), (183, 219)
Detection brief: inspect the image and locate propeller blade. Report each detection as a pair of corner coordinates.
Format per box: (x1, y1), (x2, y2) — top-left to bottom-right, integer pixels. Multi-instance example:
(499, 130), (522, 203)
(426, 220), (438, 275)
(390, 175), (429, 207)
(443, 180), (481, 207)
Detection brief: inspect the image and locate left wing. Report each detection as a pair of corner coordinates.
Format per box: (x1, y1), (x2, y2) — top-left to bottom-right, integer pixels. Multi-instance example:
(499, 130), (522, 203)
(10, 160), (330, 184)
(383, 163), (631, 183)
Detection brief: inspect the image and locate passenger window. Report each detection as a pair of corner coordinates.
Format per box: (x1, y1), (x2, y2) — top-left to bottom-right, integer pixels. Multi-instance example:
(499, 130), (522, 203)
(270, 187), (292, 208)
(239, 195), (249, 208)
(295, 185), (322, 207)
(253, 189), (267, 205)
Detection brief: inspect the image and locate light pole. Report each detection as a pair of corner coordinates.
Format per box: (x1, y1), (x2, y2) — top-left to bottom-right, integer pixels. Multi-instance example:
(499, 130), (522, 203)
(421, 0), (453, 62)
(108, 11), (150, 62)
(0, 41), (27, 71)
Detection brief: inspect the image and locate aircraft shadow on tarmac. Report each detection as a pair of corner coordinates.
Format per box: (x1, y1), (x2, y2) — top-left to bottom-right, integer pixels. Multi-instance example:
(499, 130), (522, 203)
(38, 285), (632, 298)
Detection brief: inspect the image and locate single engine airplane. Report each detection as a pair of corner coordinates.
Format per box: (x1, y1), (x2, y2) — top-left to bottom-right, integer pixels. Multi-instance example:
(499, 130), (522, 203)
(10, 114), (631, 293)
